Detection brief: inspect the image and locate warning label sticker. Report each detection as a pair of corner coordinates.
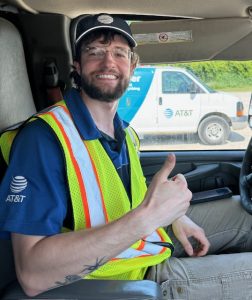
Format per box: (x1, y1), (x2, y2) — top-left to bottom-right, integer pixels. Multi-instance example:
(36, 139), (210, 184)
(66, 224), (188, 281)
(133, 30), (193, 45)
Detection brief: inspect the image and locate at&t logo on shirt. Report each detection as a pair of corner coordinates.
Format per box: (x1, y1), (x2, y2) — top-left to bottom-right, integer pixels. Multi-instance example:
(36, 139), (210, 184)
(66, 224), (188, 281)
(5, 176), (27, 203)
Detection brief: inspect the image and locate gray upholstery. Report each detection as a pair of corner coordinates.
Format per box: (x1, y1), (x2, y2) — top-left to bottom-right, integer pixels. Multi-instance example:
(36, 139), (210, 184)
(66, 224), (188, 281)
(0, 16), (34, 296)
(0, 18), (36, 131)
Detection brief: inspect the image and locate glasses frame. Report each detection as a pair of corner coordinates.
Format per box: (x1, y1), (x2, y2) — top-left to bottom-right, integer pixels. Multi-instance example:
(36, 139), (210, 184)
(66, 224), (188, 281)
(82, 46), (134, 62)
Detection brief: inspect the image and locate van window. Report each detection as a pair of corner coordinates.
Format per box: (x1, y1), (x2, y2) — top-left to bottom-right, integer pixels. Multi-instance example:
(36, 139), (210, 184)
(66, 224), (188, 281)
(162, 71), (203, 94)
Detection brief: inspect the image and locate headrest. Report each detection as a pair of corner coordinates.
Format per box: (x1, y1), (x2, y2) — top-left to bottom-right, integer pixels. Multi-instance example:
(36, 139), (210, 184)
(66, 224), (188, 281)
(0, 18), (36, 131)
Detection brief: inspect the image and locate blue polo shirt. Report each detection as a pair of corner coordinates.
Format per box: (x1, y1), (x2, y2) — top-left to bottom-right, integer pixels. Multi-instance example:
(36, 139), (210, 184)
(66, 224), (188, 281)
(0, 88), (131, 237)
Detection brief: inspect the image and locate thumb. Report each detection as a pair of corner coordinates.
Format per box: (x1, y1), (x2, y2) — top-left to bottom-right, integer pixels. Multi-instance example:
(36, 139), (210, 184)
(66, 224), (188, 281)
(157, 153), (176, 182)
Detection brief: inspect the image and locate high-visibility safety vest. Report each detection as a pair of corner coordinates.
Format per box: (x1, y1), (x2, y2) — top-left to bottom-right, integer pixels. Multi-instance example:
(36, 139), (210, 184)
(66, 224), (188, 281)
(0, 100), (173, 280)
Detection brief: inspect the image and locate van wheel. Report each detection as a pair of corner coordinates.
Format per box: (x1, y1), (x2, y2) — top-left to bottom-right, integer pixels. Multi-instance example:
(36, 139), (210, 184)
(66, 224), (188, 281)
(198, 116), (230, 145)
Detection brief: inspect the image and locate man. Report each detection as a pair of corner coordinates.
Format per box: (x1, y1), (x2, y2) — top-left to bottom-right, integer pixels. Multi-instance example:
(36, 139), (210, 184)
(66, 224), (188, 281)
(0, 14), (251, 299)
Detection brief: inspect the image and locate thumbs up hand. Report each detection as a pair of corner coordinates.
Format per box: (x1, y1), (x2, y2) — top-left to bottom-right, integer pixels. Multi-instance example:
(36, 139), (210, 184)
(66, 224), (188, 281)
(140, 153), (192, 233)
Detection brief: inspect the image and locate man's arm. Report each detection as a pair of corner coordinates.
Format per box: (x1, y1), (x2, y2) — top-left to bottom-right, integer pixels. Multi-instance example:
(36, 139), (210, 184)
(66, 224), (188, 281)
(12, 207), (147, 297)
(12, 154), (192, 297)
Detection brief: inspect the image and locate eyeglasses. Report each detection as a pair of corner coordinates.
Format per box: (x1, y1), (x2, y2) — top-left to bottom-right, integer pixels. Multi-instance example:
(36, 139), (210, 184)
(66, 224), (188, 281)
(82, 46), (133, 62)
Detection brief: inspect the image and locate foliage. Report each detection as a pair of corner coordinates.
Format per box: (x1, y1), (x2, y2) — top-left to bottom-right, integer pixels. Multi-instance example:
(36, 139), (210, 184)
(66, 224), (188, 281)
(169, 61), (252, 91)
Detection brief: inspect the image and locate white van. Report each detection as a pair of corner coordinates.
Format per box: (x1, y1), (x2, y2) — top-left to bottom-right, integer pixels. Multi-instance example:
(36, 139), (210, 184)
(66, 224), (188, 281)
(118, 66), (247, 145)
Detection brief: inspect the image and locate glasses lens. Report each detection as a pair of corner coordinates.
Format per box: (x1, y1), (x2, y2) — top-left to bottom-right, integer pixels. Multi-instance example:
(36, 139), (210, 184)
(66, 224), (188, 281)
(84, 47), (103, 57)
(84, 47), (132, 61)
(113, 48), (130, 59)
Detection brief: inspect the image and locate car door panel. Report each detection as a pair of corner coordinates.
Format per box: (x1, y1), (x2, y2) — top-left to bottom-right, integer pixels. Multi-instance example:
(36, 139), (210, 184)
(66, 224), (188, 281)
(140, 150), (243, 195)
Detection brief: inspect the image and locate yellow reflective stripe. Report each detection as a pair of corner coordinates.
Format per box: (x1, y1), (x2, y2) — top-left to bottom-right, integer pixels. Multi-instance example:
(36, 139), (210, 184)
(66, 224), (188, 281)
(115, 229), (172, 259)
(39, 105), (106, 228)
(38, 109), (88, 230)
(51, 107), (106, 227)
(115, 242), (168, 258)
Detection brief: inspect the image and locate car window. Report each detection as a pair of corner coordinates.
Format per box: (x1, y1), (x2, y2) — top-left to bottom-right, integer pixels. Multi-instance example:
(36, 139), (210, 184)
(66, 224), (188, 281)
(118, 61), (251, 151)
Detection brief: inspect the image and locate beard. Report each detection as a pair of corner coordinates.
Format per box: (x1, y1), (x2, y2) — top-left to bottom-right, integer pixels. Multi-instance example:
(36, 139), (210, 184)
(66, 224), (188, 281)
(80, 71), (130, 103)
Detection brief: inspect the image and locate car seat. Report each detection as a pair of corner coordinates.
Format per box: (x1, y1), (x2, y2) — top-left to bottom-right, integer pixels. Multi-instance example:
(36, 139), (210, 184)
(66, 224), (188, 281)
(0, 17), (162, 300)
(0, 16), (36, 297)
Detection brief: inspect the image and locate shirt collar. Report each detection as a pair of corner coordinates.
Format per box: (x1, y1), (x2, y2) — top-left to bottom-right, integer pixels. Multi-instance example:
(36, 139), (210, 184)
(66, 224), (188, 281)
(63, 88), (129, 140)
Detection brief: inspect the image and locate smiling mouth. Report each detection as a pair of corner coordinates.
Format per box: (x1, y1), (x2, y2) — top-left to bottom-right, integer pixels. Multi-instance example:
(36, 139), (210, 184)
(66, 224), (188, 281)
(96, 74), (118, 80)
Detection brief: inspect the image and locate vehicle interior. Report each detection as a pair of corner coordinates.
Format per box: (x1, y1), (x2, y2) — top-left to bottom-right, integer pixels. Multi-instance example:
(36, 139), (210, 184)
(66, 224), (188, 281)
(1, 0), (252, 298)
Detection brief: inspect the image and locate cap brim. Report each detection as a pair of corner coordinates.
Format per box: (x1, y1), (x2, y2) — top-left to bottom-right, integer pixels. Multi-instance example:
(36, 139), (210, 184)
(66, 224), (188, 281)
(75, 25), (137, 47)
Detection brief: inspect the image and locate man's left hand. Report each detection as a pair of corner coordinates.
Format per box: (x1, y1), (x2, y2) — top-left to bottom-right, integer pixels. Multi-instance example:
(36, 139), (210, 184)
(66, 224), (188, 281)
(172, 215), (210, 257)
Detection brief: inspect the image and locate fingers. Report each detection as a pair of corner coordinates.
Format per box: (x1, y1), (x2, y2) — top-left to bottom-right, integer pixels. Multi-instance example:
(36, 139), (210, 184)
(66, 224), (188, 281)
(144, 153), (191, 229)
(189, 229), (210, 257)
(177, 233), (194, 256)
(193, 233), (210, 257)
(173, 216), (210, 257)
(172, 173), (187, 186)
(157, 153), (176, 182)
(180, 233), (210, 257)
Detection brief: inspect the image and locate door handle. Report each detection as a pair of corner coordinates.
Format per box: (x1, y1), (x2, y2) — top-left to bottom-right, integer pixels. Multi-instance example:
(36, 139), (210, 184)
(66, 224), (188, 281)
(184, 164), (219, 181)
(159, 97), (162, 105)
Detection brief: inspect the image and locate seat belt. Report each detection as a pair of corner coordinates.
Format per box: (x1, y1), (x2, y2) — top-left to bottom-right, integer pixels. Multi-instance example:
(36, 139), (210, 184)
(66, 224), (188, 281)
(44, 60), (65, 104)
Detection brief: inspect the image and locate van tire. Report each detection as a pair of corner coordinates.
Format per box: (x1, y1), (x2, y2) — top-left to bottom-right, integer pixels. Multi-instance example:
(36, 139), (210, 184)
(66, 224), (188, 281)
(198, 116), (230, 145)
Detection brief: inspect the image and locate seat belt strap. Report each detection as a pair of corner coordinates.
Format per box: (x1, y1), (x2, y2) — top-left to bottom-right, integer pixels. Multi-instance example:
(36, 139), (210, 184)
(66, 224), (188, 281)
(44, 60), (64, 104)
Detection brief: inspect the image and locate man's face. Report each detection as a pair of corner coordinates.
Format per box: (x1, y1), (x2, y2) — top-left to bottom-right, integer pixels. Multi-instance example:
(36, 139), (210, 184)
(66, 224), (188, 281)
(75, 34), (135, 103)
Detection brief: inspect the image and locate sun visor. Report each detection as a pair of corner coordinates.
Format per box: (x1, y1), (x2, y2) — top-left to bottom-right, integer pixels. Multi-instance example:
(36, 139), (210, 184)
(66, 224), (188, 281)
(131, 17), (252, 63)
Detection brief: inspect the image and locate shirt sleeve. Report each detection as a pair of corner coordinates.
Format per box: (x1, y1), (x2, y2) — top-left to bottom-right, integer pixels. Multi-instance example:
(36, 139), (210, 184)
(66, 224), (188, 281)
(0, 119), (68, 236)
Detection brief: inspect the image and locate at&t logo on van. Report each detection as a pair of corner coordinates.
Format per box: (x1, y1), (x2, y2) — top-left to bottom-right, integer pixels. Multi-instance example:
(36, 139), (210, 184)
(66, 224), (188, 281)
(164, 108), (174, 119)
(5, 176), (27, 203)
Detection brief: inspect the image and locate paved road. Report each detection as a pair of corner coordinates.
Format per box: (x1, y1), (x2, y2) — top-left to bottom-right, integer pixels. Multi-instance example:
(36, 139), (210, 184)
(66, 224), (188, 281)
(140, 92), (252, 151)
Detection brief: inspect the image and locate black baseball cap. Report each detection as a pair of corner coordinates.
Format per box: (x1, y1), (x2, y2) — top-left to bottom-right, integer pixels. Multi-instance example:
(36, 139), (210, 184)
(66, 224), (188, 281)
(75, 14), (137, 48)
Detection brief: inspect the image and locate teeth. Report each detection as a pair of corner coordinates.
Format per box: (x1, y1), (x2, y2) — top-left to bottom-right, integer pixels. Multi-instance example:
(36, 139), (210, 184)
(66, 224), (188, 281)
(97, 74), (117, 79)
